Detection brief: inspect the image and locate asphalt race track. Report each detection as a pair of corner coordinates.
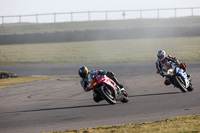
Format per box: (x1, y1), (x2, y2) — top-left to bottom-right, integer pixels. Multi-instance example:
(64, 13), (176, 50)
(0, 63), (200, 133)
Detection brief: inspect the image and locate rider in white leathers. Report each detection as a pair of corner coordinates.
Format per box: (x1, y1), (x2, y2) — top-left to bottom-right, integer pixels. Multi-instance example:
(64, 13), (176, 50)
(155, 50), (187, 85)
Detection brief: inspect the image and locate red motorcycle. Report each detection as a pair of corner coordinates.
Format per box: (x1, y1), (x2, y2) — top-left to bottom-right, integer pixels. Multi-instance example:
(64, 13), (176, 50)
(88, 71), (129, 104)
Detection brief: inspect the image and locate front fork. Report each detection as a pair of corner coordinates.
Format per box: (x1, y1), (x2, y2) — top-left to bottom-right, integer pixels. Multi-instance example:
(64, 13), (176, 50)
(115, 85), (124, 101)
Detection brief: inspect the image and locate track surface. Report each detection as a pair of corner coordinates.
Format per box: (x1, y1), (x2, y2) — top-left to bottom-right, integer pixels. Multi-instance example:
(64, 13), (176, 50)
(0, 63), (200, 133)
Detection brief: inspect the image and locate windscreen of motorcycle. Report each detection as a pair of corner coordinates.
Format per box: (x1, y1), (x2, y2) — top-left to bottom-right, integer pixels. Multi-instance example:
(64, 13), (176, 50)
(88, 73), (95, 82)
(88, 70), (98, 82)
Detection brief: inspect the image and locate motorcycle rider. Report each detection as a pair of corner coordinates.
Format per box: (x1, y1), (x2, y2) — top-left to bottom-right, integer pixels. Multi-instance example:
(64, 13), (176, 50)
(78, 65), (124, 102)
(156, 50), (188, 86)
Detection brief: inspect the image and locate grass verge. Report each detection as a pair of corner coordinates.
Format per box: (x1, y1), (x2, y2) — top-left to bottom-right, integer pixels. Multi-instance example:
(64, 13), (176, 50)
(44, 115), (200, 133)
(1, 37), (200, 66)
(0, 75), (77, 88)
(1, 16), (200, 35)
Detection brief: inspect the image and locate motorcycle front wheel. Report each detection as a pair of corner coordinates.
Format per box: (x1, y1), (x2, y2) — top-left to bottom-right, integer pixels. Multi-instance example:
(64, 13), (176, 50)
(98, 86), (116, 104)
(175, 76), (188, 93)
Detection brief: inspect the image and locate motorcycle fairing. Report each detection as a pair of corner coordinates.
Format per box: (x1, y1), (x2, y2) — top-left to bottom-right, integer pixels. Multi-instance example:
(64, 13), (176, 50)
(177, 68), (187, 79)
(98, 75), (118, 100)
(98, 75), (116, 90)
(176, 67), (190, 88)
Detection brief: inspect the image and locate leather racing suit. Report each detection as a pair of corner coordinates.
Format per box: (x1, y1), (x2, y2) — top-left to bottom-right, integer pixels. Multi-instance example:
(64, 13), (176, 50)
(80, 69), (123, 102)
(155, 55), (187, 85)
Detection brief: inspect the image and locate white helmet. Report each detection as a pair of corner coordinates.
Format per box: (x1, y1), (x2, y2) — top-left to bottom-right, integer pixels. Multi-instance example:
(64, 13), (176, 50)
(157, 50), (166, 60)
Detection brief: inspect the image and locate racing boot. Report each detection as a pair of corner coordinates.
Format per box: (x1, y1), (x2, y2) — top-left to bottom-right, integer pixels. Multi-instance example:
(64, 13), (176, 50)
(118, 84), (123, 89)
(93, 92), (103, 103)
(164, 79), (171, 86)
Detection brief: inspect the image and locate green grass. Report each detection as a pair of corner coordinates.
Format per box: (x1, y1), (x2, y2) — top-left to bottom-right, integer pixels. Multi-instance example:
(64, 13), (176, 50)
(0, 37), (200, 66)
(44, 115), (200, 133)
(1, 16), (200, 35)
(0, 75), (77, 88)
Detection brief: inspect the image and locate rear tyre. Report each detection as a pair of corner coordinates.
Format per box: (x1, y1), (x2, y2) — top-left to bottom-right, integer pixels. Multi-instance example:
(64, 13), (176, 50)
(175, 76), (188, 93)
(187, 84), (194, 92)
(93, 93), (103, 103)
(98, 86), (116, 104)
(121, 91), (129, 103)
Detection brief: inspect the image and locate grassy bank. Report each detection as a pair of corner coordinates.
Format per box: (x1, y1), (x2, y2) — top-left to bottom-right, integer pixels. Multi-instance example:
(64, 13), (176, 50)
(0, 37), (200, 66)
(0, 75), (77, 88)
(44, 115), (200, 133)
(1, 16), (200, 35)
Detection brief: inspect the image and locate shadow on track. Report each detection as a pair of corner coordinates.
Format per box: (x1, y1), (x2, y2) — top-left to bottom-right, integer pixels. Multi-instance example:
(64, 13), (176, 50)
(2, 103), (109, 114)
(129, 92), (180, 98)
(2, 92), (181, 114)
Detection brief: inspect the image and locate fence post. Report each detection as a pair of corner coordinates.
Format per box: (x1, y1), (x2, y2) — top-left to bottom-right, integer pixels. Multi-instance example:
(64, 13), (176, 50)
(191, 8), (193, 16)
(174, 8), (177, 18)
(19, 15), (21, 23)
(105, 11), (108, 20)
(88, 11), (91, 21)
(54, 13), (56, 23)
(140, 10), (142, 19)
(71, 12), (73, 22)
(157, 9), (160, 19)
(36, 14), (38, 23)
(122, 10), (126, 20)
(2, 16), (4, 25)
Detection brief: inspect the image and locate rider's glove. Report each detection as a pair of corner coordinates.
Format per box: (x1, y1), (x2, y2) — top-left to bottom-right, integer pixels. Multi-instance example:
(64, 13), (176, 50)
(107, 71), (114, 76)
(176, 61), (180, 66)
(174, 58), (180, 66)
(98, 70), (106, 75)
(160, 72), (164, 77)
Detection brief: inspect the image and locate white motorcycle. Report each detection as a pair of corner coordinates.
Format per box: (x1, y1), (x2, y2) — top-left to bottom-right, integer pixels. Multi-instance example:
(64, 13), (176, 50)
(164, 63), (194, 93)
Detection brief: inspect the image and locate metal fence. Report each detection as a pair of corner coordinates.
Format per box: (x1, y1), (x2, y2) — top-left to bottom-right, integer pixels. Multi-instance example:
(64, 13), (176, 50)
(1, 7), (200, 24)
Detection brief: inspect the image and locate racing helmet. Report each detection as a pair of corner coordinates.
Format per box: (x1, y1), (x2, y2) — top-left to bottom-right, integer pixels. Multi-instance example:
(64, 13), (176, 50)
(157, 50), (166, 60)
(78, 65), (89, 78)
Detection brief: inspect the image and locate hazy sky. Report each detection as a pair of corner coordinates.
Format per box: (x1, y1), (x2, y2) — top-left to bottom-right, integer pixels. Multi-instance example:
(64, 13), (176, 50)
(0, 0), (200, 16)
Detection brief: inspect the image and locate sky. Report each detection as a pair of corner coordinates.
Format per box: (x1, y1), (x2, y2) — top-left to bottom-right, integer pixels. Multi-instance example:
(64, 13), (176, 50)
(0, 0), (200, 16)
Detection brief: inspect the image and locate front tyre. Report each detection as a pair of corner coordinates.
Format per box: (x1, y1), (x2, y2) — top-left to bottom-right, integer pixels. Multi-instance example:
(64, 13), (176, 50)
(175, 76), (188, 93)
(98, 86), (116, 104)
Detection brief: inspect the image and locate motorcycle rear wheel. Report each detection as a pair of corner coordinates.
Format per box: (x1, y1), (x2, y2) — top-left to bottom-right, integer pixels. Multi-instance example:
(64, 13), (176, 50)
(98, 86), (116, 104)
(187, 84), (194, 92)
(121, 91), (129, 103)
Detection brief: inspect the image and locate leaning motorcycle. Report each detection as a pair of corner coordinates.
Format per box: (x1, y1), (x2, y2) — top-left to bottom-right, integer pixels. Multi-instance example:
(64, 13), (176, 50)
(164, 63), (194, 92)
(88, 72), (129, 104)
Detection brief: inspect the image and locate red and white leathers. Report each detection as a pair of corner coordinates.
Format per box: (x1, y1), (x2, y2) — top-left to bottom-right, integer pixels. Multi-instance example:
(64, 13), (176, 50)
(155, 55), (187, 86)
